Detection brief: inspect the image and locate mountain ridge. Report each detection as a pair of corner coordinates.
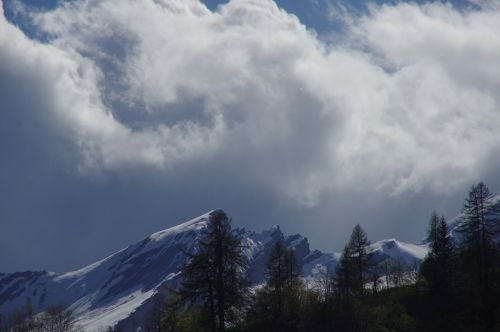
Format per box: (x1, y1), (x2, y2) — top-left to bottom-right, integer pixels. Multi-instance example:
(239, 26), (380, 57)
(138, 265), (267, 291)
(1, 209), (430, 331)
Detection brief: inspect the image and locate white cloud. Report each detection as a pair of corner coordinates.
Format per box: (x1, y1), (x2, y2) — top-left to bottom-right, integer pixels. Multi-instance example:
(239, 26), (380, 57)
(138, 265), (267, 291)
(2, 0), (500, 205)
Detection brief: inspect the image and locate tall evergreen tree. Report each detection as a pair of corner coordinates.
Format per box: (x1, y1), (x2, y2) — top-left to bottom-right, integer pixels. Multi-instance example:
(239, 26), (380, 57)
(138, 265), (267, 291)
(349, 224), (373, 298)
(334, 244), (355, 301)
(455, 182), (500, 331)
(457, 182), (496, 289)
(433, 217), (454, 263)
(268, 239), (302, 329)
(335, 225), (373, 300)
(246, 238), (303, 332)
(426, 211), (440, 244)
(420, 213), (457, 331)
(267, 239), (301, 292)
(267, 239), (288, 295)
(180, 210), (248, 332)
(333, 225), (377, 332)
(421, 213), (454, 293)
(284, 249), (301, 288)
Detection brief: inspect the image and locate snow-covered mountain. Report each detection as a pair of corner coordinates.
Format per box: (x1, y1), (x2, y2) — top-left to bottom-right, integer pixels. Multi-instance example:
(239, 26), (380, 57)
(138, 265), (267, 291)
(0, 209), (428, 331)
(370, 238), (428, 265)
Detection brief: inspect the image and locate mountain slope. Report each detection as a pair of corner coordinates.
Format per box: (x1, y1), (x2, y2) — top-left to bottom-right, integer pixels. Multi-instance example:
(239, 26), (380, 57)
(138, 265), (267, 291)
(0, 210), (428, 331)
(0, 211), (213, 331)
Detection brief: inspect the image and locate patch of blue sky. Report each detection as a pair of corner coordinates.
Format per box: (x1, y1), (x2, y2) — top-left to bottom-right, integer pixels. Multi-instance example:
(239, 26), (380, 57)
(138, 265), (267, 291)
(4, 0), (480, 41)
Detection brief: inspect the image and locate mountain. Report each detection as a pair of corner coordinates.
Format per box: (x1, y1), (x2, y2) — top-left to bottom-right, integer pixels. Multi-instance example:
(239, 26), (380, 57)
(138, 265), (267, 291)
(0, 209), (428, 331)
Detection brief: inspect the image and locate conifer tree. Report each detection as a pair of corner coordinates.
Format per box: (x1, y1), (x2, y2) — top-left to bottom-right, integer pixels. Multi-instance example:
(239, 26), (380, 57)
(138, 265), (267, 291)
(335, 244), (355, 300)
(455, 182), (500, 331)
(284, 249), (301, 288)
(269, 239), (301, 323)
(332, 225), (374, 332)
(247, 238), (303, 332)
(426, 211), (440, 244)
(421, 213), (454, 293)
(433, 217), (454, 263)
(457, 182), (496, 289)
(180, 210), (248, 332)
(267, 239), (288, 294)
(267, 239), (301, 291)
(335, 225), (373, 300)
(342, 224), (373, 298)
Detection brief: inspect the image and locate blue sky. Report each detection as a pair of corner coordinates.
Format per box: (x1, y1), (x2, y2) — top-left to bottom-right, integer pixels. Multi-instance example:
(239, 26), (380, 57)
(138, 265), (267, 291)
(4, 0), (479, 36)
(5, 0), (337, 35)
(1, 0), (500, 273)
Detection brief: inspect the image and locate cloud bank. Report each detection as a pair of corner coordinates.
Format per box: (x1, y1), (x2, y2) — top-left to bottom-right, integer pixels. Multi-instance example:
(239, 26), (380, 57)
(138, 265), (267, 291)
(2, 0), (500, 206)
(3, 0), (500, 272)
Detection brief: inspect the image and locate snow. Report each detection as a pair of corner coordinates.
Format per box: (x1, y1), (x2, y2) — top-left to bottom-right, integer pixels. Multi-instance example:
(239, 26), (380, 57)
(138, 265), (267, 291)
(149, 211), (211, 242)
(370, 239), (429, 264)
(76, 289), (156, 332)
(0, 209), (435, 331)
(302, 252), (340, 277)
(56, 250), (125, 281)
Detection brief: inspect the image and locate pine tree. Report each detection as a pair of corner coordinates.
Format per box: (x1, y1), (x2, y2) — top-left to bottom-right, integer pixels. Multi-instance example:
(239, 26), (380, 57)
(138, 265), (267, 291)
(284, 249), (301, 288)
(426, 211), (440, 244)
(455, 183), (500, 331)
(421, 213), (454, 293)
(419, 213), (457, 331)
(434, 217), (454, 263)
(252, 238), (303, 332)
(180, 210), (248, 332)
(267, 239), (301, 291)
(457, 182), (495, 289)
(334, 244), (355, 300)
(335, 225), (373, 300)
(332, 225), (374, 332)
(267, 239), (288, 294)
(348, 224), (373, 298)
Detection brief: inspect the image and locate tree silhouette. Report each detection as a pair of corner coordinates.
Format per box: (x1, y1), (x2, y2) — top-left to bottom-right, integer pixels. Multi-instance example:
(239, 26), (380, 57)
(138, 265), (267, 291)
(180, 210), (248, 332)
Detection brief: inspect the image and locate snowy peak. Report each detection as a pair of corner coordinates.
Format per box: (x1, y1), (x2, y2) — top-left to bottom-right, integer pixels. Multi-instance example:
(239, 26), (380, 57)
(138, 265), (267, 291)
(0, 211), (218, 331)
(148, 210), (211, 242)
(0, 210), (430, 331)
(370, 239), (428, 265)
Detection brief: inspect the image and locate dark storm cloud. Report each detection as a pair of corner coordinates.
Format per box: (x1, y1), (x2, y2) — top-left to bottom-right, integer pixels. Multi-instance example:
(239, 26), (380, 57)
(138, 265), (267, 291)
(1, 0), (500, 272)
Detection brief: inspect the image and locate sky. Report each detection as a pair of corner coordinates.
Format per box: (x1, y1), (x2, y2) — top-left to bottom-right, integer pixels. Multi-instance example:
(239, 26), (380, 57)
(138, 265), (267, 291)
(1, 0), (500, 273)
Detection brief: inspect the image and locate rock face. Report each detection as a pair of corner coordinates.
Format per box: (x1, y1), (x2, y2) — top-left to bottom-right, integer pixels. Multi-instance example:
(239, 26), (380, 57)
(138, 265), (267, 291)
(0, 209), (428, 331)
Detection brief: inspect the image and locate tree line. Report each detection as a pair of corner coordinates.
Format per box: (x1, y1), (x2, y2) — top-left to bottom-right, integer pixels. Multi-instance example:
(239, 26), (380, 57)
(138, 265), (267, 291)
(153, 183), (500, 332)
(2, 183), (500, 331)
